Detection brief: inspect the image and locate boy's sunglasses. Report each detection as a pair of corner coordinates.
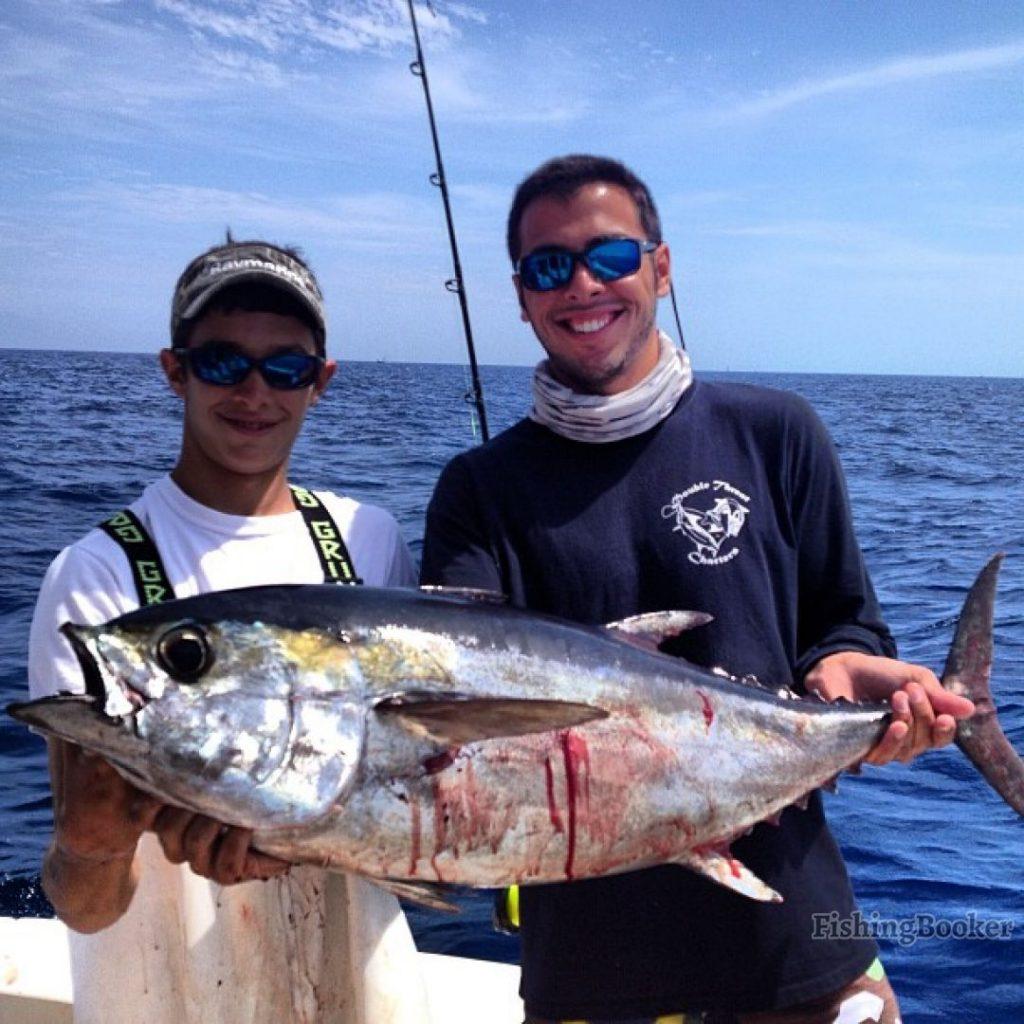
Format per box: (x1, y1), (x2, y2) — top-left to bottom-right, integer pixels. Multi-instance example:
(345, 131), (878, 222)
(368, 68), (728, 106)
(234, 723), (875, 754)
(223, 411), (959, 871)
(517, 238), (659, 292)
(174, 343), (323, 390)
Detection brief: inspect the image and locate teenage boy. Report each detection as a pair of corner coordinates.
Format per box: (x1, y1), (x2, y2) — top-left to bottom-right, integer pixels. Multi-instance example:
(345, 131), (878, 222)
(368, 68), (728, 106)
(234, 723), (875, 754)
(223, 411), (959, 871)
(29, 240), (428, 1024)
(421, 156), (974, 1024)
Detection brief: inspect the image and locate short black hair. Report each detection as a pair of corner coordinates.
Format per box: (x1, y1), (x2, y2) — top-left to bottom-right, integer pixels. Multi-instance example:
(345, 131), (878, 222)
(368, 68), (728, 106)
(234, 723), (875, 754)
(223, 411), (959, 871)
(507, 154), (662, 263)
(174, 281), (324, 354)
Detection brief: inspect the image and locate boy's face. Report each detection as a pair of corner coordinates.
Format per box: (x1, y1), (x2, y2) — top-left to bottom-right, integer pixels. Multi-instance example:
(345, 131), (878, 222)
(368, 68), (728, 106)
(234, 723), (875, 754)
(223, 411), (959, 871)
(160, 309), (335, 486)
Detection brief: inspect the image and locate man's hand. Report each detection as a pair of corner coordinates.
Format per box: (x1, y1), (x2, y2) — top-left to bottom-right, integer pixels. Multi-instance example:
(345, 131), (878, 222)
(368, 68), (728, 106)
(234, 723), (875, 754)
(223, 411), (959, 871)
(50, 739), (164, 864)
(57, 741), (290, 886)
(44, 740), (165, 933)
(152, 807), (290, 885)
(804, 651), (975, 766)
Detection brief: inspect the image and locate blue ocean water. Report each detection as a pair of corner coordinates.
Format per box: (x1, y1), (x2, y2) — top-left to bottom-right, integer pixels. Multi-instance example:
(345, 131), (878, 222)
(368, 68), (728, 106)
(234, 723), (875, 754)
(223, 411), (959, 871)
(1, 349), (1022, 1021)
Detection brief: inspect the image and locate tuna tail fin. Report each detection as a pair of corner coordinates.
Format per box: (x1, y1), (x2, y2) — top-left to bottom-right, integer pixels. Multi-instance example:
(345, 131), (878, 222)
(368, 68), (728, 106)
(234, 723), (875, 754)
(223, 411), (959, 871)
(942, 553), (1024, 816)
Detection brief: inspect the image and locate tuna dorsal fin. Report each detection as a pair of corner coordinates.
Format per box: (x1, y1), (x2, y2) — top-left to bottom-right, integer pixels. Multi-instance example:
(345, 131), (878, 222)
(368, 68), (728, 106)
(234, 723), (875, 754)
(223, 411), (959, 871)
(418, 585), (508, 604)
(369, 877), (460, 913)
(604, 611), (713, 651)
(374, 690), (606, 745)
(674, 847), (782, 902)
(943, 553), (1024, 816)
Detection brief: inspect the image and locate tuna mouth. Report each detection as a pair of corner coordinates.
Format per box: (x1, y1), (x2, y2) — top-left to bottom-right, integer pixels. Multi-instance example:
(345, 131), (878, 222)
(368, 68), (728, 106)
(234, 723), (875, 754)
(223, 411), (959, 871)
(59, 623), (145, 715)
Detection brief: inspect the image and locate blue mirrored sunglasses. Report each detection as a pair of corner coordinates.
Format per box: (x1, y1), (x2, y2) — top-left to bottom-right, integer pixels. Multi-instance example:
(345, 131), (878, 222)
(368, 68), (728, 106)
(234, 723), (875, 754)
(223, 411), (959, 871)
(517, 238), (659, 292)
(174, 342), (323, 390)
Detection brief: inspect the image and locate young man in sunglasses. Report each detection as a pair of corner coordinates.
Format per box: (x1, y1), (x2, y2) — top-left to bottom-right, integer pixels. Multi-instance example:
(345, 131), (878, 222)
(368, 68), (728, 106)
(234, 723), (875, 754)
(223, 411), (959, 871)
(420, 155), (973, 1024)
(28, 240), (428, 1023)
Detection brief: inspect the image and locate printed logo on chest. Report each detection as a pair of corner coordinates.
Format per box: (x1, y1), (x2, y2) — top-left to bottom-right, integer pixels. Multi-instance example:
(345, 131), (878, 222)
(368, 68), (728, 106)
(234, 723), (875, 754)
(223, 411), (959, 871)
(662, 479), (751, 566)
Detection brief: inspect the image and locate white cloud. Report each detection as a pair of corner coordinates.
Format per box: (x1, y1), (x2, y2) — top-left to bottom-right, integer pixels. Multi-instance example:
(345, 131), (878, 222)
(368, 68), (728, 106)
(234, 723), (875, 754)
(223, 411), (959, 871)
(56, 180), (451, 252)
(196, 45), (292, 87)
(725, 39), (1024, 119)
(151, 0), (473, 56)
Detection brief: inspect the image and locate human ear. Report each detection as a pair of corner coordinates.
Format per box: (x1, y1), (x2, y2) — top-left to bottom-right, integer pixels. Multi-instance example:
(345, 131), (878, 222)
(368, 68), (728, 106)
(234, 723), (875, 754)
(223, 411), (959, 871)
(159, 349), (186, 398)
(309, 360), (337, 406)
(513, 275), (530, 322)
(654, 243), (671, 299)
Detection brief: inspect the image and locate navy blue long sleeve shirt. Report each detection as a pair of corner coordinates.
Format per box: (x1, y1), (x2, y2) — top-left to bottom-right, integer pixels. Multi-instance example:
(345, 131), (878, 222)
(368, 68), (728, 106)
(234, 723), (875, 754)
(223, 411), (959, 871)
(421, 379), (895, 1017)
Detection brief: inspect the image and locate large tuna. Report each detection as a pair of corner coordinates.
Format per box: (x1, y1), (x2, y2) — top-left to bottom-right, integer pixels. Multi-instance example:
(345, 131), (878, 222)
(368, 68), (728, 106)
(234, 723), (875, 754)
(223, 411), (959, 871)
(10, 555), (1022, 905)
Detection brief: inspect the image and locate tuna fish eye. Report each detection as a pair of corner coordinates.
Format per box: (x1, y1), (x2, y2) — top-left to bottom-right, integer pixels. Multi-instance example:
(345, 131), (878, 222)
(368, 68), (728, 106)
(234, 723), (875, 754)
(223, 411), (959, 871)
(156, 624), (213, 681)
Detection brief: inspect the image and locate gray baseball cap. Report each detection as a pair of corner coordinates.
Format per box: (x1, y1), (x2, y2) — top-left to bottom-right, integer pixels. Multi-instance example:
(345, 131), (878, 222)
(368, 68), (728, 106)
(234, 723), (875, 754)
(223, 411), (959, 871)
(171, 241), (326, 349)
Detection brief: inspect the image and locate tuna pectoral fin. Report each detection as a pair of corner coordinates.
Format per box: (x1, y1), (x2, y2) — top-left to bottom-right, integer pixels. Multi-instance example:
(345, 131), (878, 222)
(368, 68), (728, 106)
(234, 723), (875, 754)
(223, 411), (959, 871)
(675, 849), (783, 903)
(374, 691), (606, 745)
(370, 877), (460, 913)
(604, 610), (713, 651)
(943, 554), (1024, 816)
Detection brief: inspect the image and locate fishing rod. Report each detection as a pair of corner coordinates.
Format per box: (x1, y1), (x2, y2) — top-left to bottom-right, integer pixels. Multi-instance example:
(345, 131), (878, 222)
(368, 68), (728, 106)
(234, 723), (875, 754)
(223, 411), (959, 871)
(406, 0), (490, 442)
(669, 281), (687, 350)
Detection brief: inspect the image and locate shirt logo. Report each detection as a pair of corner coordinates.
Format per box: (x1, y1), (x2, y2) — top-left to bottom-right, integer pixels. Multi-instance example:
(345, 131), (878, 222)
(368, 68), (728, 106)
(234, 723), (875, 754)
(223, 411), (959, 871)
(662, 480), (751, 566)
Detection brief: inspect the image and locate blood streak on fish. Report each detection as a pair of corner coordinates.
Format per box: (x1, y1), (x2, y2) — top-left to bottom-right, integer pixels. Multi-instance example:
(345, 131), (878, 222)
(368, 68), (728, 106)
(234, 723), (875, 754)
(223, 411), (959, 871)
(544, 756), (564, 832)
(559, 730), (591, 880)
(409, 794), (421, 875)
(697, 690), (715, 731)
(430, 778), (448, 881)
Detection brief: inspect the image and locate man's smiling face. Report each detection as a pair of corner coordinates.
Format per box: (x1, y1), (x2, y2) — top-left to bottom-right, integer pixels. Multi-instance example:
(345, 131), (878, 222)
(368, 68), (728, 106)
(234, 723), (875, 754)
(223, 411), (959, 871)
(514, 182), (670, 395)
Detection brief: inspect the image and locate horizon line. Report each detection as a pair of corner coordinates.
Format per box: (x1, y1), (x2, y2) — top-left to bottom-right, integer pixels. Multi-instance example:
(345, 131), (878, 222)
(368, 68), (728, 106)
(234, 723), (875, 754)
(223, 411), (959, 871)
(0, 344), (1021, 381)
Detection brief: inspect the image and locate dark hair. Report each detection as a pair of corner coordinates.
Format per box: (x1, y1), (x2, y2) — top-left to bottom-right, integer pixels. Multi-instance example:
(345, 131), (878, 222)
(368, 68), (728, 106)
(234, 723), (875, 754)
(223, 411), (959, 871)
(174, 282), (324, 353)
(506, 154), (662, 262)
(172, 238), (326, 355)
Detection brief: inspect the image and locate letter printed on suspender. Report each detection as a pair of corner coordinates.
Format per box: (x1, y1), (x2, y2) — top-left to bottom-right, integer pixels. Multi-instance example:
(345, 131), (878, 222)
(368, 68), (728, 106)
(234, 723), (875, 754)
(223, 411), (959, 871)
(99, 509), (175, 607)
(100, 486), (360, 607)
(289, 485), (361, 585)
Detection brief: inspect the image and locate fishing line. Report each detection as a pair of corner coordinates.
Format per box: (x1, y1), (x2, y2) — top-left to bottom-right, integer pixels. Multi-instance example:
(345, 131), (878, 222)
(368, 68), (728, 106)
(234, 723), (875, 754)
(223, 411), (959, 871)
(669, 280), (687, 351)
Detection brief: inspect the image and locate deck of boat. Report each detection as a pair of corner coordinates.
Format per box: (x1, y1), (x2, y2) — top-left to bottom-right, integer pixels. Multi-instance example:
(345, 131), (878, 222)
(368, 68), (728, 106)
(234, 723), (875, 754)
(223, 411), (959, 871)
(0, 915), (522, 1023)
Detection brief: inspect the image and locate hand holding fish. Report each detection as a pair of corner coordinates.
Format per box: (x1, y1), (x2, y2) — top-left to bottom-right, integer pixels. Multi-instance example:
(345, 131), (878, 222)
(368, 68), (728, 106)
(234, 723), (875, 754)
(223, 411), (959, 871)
(42, 739), (164, 932)
(49, 739), (164, 861)
(804, 651), (975, 765)
(151, 807), (290, 885)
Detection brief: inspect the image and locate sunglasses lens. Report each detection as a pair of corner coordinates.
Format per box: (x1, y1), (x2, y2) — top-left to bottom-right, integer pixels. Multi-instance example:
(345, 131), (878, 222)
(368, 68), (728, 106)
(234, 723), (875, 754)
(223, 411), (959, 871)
(585, 239), (641, 282)
(190, 345), (251, 385)
(521, 250), (574, 292)
(519, 239), (646, 291)
(261, 353), (321, 389)
(181, 345), (320, 389)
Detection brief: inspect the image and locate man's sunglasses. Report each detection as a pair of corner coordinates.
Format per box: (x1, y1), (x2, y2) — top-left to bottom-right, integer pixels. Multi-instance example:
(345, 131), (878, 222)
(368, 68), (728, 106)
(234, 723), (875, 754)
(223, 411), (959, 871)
(174, 343), (324, 390)
(517, 238), (659, 292)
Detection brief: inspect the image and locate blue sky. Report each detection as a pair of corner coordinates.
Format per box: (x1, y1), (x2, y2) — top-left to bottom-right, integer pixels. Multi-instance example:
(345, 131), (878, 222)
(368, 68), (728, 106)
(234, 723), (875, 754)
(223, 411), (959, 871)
(2, 0), (1022, 375)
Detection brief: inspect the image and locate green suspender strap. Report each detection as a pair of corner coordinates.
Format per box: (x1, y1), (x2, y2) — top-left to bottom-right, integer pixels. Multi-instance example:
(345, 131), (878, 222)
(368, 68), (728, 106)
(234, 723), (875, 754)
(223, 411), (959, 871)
(101, 487), (360, 607)
(99, 509), (175, 607)
(289, 486), (362, 585)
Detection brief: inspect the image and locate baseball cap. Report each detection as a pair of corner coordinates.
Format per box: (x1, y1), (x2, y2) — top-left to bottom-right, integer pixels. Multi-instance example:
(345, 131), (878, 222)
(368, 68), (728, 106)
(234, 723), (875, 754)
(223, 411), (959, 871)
(170, 241), (326, 350)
